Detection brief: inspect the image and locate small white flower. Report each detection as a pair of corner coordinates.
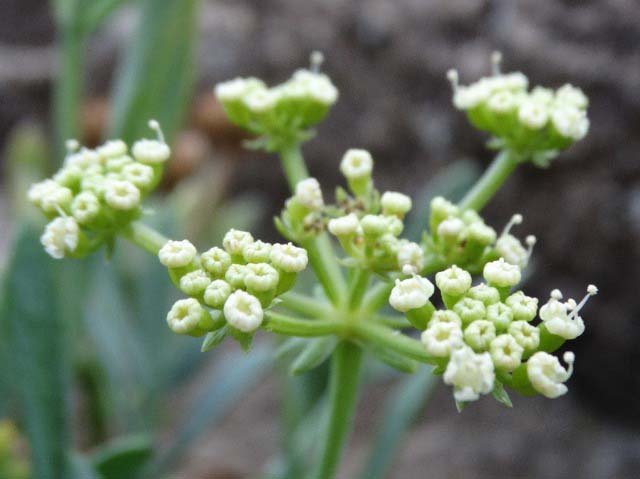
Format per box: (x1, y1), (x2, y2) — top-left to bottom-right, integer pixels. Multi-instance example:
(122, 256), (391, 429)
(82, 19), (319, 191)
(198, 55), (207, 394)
(131, 139), (170, 165)
(421, 322), (463, 357)
(490, 334), (523, 372)
(122, 162), (155, 189)
(225, 264), (249, 289)
(28, 179), (58, 206)
(97, 140), (127, 159)
(380, 191), (412, 217)
(435, 265), (472, 296)
(270, 243), (308, 273)
(243, 240), (272, 263)
(244, 263), (279, 292)
(527, 351), (575, 398)
(65, 148), (101, 170)
(80, 174), (108, 197)
(444, 345), (495, 403)
(389, 276), (434, 313)
(396, 241), (424, 274)
(483, 258), (521, 288)
(539, 285), (596, 340)
(222, 229), (254, 256)
(201, 247), (232, 277)
(328, 214), (360, 237)
(487, 91), (517, 114)
(467, 284), (500, 306)
(430, 196), (459, 221)
(71, 191), (100, 224)
(307, 75), (339, 105)
(243, 88), (278, 113)
(453, 297), (486, 325)
(551, 105), (589, 140)
(360, 215), (388, 236)
(555, 84), (588, 109)
(53, 166), (82, 187)
(179, 269), (212, 296)
(224, 290), (264, 333)
(428, 310), (462, 328)
(486, 302), (514, 331)
(530, 86), (555, 106)
(158, 240), (197, 268)
(518, 99), (549, 130)
(104, 180), (141, 210)
(464, 320), (496, 352)
(467, 221), (497, 245)
(453, 83), (490, 110)
(496, 234), (528, 268)
(203, 280), (232, 309)
(508, 320), (540, 351)
(294, 178), (324, 211)
(215, 77), (265, 102)
(166, 298), (209, 335)
(437, 217), (465, 239)
(41, 217), (79, 259)
(505, 291), (538, 321)
(28, 180), (73, 213)
(340, 149), (373, 180)
(105, 155), (133, 172)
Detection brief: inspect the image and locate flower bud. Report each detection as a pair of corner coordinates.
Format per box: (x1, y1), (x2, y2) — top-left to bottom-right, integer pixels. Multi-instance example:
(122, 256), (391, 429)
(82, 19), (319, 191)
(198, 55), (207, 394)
(421, 322), (463, 357)
(223, 229), (254, 258)
(203, 280), (232, 309)
(41, 217), (79, 259)
(328, 214), (360, 237)
(485, 302), (514, 331)
(508, 320), (540, 352)
(396, 241), (424, 274)
(223, 290), (264, 333)
(105, 155), (133, 173)
(380, 191), (412, 218)
(389, 276), (434, 313)
(505, 291), (538, 321)
(179, 269), (212, 297)
(483, 258), (521, 288)
(122, 162), (155, 191)
(201, 247), (232, 278)
(97, 140), (127, 159)
(453, 297), (486, 325)
(243, 240), (272, 263)
(244, 263), (279, 293)
(427, 310), (462, 328)
(167, 298), (213, 336)
(158, 240), (197, 268)
(429, 196), (459, 232)
(464, 320), (496, 352)
(490, 334), (523, 372)
(466, 283), (500, 306)
(270, 243), (308, 273)
(360, 215), (388, 237)
(340, 149), (373, 196)
(294, 178), (324, 211)
(436, 265), (472, 296)
(495, 234), (528, 268)
(104, 180), (141, 210)
(71, 191), (101, 225)
(225, 263), (249, 289)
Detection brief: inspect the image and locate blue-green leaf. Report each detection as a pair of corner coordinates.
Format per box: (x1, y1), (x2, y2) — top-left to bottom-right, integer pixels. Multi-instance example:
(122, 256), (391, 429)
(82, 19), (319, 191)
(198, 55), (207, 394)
(91, 434), (153, 479)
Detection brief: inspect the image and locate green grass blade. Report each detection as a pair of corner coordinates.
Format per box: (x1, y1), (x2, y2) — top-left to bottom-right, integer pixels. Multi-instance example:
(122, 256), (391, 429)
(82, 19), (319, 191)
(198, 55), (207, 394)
(91, 433), (153, 479)
(357, 366), (438, 479)
(108, 0), (200, 143)
(2, 224), (71, 479)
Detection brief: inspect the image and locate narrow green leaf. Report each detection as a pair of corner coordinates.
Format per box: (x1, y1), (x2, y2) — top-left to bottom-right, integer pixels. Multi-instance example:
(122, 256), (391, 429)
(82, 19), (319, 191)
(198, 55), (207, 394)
(455, 398), (468, 413)
(147, 347), (273, 474)
(2, 223), (71, 479)
(91, 434), (153, 479)
(357, 367), (437, 479)
(491, 379), (513, 408)
(201, 326), (228, 352)
(108, 0), (200, 143)
(289, 336), (337, 376)
(81, 0), (130, 35)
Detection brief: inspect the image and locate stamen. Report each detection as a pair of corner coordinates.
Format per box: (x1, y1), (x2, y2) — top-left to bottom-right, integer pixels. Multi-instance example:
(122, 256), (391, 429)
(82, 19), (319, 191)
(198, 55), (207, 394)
(65, 139), (79, 153)
(501, 213), (523, 237)
(148, 119), (165, 143)
(310, 51), (324, 73)
(550, 289), (563, 300)
(567, 284), (598, 320)
(491, 51), (503, 76)
(563, 351), (575, 378)
(524, 235), (536, 264)
(55, 204), (68, 218)
(446, 69), (459, 92)
(402, 264), (417, 276)
(565, 299), (577, 310)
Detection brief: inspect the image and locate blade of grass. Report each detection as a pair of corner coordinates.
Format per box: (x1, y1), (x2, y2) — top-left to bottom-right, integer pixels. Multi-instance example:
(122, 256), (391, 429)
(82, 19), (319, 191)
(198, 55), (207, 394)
(357, 366), (438, 479)
(2, 223), (71, 479)
(108, 0), (200, 143)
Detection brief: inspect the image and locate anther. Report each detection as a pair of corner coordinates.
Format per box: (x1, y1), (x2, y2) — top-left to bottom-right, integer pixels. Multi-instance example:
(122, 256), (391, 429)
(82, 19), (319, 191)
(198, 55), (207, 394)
(148, 119), (165, 143)
(567, 284), (598, 320)
(446, 69), (459, 91)
(310, 51), (325, 73)
(491, 51), (503, 76)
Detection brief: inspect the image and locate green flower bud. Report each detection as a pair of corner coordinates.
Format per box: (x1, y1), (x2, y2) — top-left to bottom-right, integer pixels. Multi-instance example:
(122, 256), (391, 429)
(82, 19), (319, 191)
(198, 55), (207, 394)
(201, 247), (232, 278)
(427, 310), (462, 328)
(380, 191), (412, 218)
(225, 263), (249, 289)
(104, 179), (141, 211)
(167, 298), (213, 336)
(505, 291), (538, 321)
(421, 322), (463, 357)
(483, 258), (521, 288)
(180, 269), (212, 297)
(223, 290), (264, 333)
(158, 240), (197, 269)
(340, 149), (373, 196)
(466, 283), (500, 306)
(508, 320), (540, 353)
(436, 265), (472, 296)
(203, 279), (232, 309)
(243, 240), (272, 263)
(223, 229), (254, 258)
(97, 139), (127, 159)
(486, 302), (514, 331)
(71, 191), (101, 225)
(527, 351), (574, 398)
(490, 334), (523, 372)
(244, 263), (279, 293)
(453, 297), (486, 325)
(464, 320), (496, 352)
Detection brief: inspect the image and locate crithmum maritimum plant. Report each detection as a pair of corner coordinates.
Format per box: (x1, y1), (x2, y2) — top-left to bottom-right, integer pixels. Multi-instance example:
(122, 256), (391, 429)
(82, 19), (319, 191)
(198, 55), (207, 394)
(29, 51), (596, 478)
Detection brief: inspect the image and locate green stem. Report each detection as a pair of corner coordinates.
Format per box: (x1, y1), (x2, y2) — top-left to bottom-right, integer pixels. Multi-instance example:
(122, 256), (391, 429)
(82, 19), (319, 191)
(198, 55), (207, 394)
(361, 281), (394, 315)
(54, 19), (84, 163)
(312, 341), (363, 479)
(120, 221), (169, 255)
(372, 314), (412, 329)
(278, 144), (347, 306)
(279, 292), (333, 318)
(458, 149), (518, 212)
(264, 312), (343, 337)
(347, 269), (371, 311)
(353, 321), (432, 363)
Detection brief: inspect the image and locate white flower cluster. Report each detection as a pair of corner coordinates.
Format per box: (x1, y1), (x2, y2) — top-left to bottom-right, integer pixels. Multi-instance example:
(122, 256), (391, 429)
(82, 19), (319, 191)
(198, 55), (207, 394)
(215, 52), (338, 141)
(427, 198), (536, 274)
(448, 53), (589, 159)
(29, 121), (170, 259)
(160, 229), (308, 336)
(388, 260), (596, 405)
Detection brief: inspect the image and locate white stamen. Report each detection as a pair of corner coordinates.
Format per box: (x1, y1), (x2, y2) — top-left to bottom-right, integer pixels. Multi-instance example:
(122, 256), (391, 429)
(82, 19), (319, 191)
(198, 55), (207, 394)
(65, 139), (79, 153)
(501, 213), (523, 237)
(550, 289), (563, 300)
(446, 69), (459, 91)
(148, 119), (165, 144)
(310, 51), (324, 73)
(491, 51), (503, 76)
(525, 235), (536, 264)
(567, 284), (598, 320)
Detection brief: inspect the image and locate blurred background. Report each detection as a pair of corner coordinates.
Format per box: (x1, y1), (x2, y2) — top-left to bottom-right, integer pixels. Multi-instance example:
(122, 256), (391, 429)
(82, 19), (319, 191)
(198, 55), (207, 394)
(1, 1), (639, 478)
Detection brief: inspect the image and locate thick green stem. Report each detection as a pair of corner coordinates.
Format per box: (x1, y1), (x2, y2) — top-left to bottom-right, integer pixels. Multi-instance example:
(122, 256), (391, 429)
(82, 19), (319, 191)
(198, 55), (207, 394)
(353, 321), (432, 363)
(458, 150), (518, 212)
(54, 21), (84, 163)
(279, 144), (311, 191)
(121, 221), (169, 255)
(279, 292), (333, 318)
(264, 312), (343, 337)
(347, 268), (371, 311)
(312, 341), (363, 479)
